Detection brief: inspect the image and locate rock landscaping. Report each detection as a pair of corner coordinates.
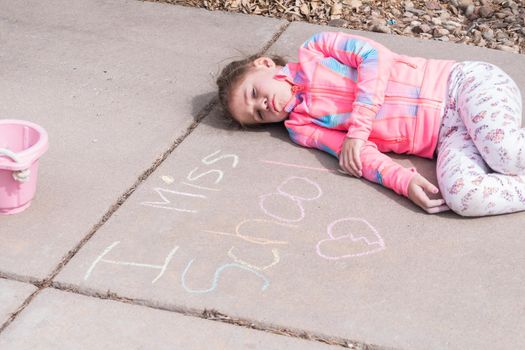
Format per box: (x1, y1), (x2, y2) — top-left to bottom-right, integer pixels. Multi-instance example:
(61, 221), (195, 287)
(149, 0), (525, 54)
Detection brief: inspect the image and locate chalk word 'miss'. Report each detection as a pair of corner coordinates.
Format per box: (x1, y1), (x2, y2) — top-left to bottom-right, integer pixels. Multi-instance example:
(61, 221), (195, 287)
(86, 150), (272, 294)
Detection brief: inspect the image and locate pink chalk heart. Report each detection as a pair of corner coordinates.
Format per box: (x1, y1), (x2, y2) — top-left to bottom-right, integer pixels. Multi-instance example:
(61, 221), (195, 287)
(316, 218), (385, 260)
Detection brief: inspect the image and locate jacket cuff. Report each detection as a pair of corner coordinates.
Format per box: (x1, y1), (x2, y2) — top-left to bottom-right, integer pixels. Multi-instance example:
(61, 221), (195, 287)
(398, 167), (419, 197)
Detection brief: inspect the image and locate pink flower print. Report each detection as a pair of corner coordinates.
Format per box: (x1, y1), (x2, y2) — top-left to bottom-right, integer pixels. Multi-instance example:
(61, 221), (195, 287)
(471, 111), (486, 123)
(490, 102), (498, 107)
(490, 112), (499, 120)
(503, 105), (514, 113)
(485, 129), (504, 143)
(472, 176), (484, 186)
(474, 125), (488, 140)
(485, 202), (496, 214)
(475, 97), (492, 106)
(501, 97), (508, 103)
(464, 76), (476, 87)
(461, 188), (479, 212)
(449, 178), (465, 194)
(498, 147), (511, 162)
(515, 187), (525, 204)
(447, 96), (456, 109)
(496, 87), (503, 92)
(483, 187), (499, 198)
(449, 167), (462, 178)
(500, 190), (514, 201)
(487, 174), (505, 187)
(463, 134), (472, 141)
(444, 126), (458, 138)
(505, 177), (515, 186)
(517, 150), (525, 171)
(467, 82), (482, 94)
(483, 146), (490, 154)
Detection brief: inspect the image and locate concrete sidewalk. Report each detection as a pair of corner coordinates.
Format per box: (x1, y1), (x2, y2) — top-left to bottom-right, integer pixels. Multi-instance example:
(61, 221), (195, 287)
(0, 0), (524, 349)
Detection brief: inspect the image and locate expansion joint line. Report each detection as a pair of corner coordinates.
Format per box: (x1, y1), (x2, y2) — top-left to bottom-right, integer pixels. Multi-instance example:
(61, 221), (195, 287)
(47, 281), (383, 350)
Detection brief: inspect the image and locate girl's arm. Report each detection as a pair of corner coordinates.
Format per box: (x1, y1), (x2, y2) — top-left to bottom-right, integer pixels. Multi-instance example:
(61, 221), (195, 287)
(286, 121), (417, 197)
(286, 119), (449, 213)
(299, 31), (394, 141)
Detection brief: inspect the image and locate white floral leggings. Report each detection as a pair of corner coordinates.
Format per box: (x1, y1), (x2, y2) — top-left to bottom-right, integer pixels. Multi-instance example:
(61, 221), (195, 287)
(436, 61), (525, 216)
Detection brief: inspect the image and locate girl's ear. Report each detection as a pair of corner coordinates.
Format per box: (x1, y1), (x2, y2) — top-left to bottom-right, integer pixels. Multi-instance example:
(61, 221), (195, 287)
(253, 57), (275, 68)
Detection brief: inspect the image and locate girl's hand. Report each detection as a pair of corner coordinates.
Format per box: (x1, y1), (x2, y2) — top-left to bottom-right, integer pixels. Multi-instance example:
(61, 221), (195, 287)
(339, 138), (364, 177)
(408, 174), (450, 214)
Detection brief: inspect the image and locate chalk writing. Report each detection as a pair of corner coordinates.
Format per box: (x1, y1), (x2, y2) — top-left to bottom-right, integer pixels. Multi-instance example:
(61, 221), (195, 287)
(259, 176), (322, 222)
(161, 175), (175, 184)
(316, 218), (385, 260)
(86, 153), (386, 297)
(181, 261), (270, 294)
(202, 149), (239, 167)
(186, 167), (223, 184)
(85, 241), (179, 283)
(227, 247), (280, 271)
(140, 150), (238, 213)
(203, 219), (294, 245)
(140, 188), (206, 212)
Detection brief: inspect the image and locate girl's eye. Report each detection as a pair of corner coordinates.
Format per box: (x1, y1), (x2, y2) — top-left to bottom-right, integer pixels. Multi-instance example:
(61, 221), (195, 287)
(252, 88), (256, 98)
(257, 110), (263, 120)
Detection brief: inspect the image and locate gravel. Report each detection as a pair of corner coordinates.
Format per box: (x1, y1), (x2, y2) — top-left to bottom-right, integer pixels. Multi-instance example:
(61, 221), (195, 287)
(148, 0), (525, 54)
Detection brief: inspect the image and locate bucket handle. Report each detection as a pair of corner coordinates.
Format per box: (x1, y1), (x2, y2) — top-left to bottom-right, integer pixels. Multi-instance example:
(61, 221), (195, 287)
(0, 148), (31, 182)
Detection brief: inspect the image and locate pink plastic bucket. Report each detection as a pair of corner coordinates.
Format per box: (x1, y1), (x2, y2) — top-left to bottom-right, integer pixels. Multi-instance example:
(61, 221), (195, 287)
(0, 119), (48, 215)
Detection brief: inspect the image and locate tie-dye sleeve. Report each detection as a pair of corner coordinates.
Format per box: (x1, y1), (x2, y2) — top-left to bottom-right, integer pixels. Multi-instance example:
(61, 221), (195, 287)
(299, 31), (393, 141)
(359, 141), (418, 197)
(285, 118), (418, 197)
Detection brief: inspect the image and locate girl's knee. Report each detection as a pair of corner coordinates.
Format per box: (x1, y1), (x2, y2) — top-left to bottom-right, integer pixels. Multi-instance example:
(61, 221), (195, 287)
(442, 188), (486, 217)
(482, 141), (525, 175)
(439, 175), (488, 216)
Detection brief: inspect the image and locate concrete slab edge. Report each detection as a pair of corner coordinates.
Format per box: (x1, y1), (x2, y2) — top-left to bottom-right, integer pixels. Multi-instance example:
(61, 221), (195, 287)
(49, 281), (393, 350)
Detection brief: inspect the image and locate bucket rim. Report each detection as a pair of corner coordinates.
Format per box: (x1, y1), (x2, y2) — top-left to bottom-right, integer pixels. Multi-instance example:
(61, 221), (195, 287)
(0, 119), (49, 170)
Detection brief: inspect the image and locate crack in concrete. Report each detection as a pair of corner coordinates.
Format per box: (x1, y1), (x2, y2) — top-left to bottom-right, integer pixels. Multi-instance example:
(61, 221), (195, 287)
(50, 281), (389, 350)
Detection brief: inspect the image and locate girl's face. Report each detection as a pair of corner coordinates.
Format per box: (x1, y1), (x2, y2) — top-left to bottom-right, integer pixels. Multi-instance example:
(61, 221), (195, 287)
(229, 57), (292, 126)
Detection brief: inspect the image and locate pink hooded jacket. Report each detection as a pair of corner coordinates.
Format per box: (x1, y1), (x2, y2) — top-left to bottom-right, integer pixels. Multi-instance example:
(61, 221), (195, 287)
(278, 31), (456, 197)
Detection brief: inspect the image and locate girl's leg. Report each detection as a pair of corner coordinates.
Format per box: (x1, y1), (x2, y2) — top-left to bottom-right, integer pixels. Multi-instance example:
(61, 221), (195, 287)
(437, 126), (525, 216)
(456, 61), (525, 175)
(437, 66), (525, 217)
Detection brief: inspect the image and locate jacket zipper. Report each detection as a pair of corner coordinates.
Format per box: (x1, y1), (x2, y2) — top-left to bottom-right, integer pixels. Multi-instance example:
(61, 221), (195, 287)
(292, 84), (442, 110)
(384, 95), (442, 109)
(369, 136), (407, 144)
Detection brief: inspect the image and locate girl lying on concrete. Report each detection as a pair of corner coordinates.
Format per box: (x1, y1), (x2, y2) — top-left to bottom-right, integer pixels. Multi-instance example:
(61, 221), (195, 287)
(216, 31), (525, 217)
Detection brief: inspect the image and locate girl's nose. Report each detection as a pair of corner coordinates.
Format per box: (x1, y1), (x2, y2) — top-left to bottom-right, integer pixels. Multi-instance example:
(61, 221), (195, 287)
(261, 97), (269, 111)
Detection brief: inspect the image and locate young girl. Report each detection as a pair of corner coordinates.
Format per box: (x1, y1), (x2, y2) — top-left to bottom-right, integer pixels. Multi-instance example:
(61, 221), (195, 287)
(216, 31), (525, 217)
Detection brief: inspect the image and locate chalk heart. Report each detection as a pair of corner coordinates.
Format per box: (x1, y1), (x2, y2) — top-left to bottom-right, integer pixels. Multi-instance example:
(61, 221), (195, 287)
(316, 218), (385, 260)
